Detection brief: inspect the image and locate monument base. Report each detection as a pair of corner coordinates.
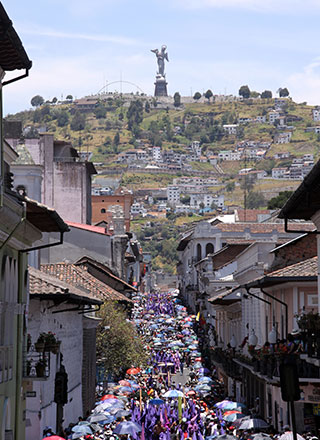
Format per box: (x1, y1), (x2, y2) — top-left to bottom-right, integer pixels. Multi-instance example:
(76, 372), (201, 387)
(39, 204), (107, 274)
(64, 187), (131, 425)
(154, 78), (168, 97)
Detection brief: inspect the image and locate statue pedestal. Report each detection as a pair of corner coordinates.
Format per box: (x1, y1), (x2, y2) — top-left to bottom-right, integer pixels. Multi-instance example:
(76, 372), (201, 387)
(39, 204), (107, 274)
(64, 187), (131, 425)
(154, 76), (168, 97)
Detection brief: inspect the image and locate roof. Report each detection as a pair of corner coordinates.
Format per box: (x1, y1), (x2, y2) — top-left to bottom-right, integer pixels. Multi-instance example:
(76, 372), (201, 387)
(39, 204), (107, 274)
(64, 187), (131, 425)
(279, 159), (320, 220)
(211, 243), (251, 270)
(66, 221), (110, 236)
(245, 256), (318, 289)
(25, 197), (69, 233)
(40, 262), (133, 303)
(235, 209), (272, 223)
(75, 256), (137, 292)
(208, 287), (240, 305)
(0, 3), (32, 71)
(28, 266), (102, 305)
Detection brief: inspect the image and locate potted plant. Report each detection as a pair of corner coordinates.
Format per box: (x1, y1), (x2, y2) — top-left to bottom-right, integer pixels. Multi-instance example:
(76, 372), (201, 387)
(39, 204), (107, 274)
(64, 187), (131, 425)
(44, 332), (58, 353)
(35, 358), (46, 377)
(35, 334), (45, 352)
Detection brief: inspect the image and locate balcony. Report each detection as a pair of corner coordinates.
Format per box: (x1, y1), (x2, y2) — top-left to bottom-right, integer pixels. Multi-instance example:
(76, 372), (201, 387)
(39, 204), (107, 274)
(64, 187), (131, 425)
(23, 346), (50, 380)
(234, 353), (320, 382)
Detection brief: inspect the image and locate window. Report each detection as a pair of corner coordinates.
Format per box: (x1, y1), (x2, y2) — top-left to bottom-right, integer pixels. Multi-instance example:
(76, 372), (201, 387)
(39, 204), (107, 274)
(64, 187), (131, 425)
(206, 243), (214, 255)
(101, 208), (106, 213)
(196, 244), (202, 261)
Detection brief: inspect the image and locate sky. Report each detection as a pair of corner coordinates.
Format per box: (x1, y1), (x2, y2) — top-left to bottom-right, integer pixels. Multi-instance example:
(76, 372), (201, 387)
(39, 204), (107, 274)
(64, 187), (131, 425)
(4, 0), (320, 114)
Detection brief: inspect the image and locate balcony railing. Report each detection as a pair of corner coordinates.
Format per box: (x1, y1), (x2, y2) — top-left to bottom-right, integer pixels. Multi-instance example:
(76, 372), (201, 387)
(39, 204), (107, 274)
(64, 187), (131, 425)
(0, 346), (13, 383)
(23, 345), (50, 380)
(235, 353), (320, 380)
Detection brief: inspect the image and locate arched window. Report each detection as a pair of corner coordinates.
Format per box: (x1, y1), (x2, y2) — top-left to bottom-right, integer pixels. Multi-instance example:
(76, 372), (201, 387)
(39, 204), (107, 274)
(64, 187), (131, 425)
(196, 243), (202, 261)
(101, 208), (106, 213)
(206, 243), (214, 255)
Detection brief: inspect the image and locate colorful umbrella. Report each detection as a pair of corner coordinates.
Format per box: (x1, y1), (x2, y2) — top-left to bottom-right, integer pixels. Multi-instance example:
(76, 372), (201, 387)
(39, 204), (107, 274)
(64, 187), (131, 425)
(113, 421), (142, 436)
(126, 368), (141, 375)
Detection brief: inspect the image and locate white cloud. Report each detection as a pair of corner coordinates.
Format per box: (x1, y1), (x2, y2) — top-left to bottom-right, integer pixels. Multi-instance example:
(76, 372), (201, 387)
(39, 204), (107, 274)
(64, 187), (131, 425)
(171, 0), (320, 13)
(286, 58), (320, 105)
(19, 26), (139, 46)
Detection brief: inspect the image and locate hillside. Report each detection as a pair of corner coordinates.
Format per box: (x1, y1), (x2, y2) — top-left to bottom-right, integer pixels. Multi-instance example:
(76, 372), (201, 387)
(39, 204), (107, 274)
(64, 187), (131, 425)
(6, 93), (320, 208)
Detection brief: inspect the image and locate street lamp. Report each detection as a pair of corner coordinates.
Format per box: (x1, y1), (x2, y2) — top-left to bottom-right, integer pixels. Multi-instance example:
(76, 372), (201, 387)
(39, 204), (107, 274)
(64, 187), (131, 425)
(268, 327), (277, 344)
(230, 335), (237, 348)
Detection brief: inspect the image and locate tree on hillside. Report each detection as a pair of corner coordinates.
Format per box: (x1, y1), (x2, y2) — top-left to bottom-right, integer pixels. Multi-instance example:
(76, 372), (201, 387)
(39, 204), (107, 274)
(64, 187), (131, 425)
(31, 95), (44, 107)
(57, 110), (69, 127)
(239, 85), (250, 99)
(173, 92), (181, 107)
(225, 181), (235, 192)
(70, 111), (86, 131)
(267, 191), (293, 209)
(51, 97), (57, 104)
(193, 92), (202, 101)
(261, 90), (272, 99)
(66, 95), (73, 101)
(127, 100), (143, 131)
(278, 87), (289, 97)
(145, 101), (150, 113)
(94, 103), (107, 119)
(113, 132), (120, 146)
(204, 89), (213, 102)
(247, 191), (266, 209)
(96, 301), (147, 376)
(180, 195), (190, 205)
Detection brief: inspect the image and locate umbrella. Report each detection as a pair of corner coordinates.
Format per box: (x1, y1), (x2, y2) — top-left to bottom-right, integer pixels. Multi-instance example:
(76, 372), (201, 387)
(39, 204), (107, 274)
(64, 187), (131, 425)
(187, 390), (196, 396)
(101, 394), (117, 400)
(127, 368), (141, 375)
(72, 424), (93, 434)
(163, 390), (184, 398)
(114, 409), (132, 418)
(113, 421), (142, 436)
(195, 384), (211, 391)
(215, 400), (246, 410)
(238, 418), (269, 430)
(149, 398), (164, 405)
(41, 437), (65, 440)
(88, 413), (115, 424)
(252, 434), (273, 440)
(223, 413), (246, 422)
(279, 433), (304, 440)
(198, 376), (213, 383)
(119, 380), (131, 386)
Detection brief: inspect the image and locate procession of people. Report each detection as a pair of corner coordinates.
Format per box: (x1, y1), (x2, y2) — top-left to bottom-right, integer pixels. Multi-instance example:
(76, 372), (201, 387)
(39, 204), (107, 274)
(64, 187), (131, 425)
(43, 289), (319, 440)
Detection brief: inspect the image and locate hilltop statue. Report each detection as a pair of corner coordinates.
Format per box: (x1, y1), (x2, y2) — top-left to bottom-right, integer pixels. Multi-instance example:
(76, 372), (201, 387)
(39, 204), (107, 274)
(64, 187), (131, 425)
(151, 45), (169, 97)
(151, 45), (169, 78)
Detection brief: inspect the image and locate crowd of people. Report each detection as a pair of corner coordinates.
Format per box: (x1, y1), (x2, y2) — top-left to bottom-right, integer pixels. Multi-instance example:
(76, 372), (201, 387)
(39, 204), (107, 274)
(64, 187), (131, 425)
(43, 289), (319, 440)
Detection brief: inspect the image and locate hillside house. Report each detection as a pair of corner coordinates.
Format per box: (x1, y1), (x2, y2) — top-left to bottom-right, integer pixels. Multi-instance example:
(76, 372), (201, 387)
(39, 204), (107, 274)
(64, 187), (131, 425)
(238, 117), (253, 124)
(268, 110), (280, 123)
(305, 126), (320, 134)
(255, 115), (267, 123)
(167, 185), (181, 205)
(191, 141), (202, 158)
(273, 152), (290, 159)
(312, 108), (320, 121)
(272, 167), (288, 179)
(274, 131), (292, 144)
(208, 155), (218, 165)
(190, 193), (224, 210)
(223, 124), (238, 135)
(152, 146), (162, 161)
(74, 98), (98, 111)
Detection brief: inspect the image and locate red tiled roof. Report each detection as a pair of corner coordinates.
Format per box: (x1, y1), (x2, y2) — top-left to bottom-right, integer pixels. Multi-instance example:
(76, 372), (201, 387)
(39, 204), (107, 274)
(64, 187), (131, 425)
(28, 266), (101, 305)
(267, 255), (318, 278)
(235, 209), (272, 222)
(66, 221), (110, 236)
(40, 263), (132, 302)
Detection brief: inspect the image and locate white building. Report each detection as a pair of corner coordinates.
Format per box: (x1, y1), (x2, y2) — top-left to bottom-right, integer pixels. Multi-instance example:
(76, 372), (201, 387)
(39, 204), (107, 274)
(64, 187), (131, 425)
(274, 132), (292, 144)
(131, 202), (147, 216)
(272, 167), (288, 179)
(256, 115), (267, 123)
(223, 124), (238, 135)
(268, 111), (280, 123)
(191, 141), (202, 158)
(312, 108), (320, 121)
(167, 185), (181, 205)
(190, 193), (224, 209)
(152, 146), (162, 161)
